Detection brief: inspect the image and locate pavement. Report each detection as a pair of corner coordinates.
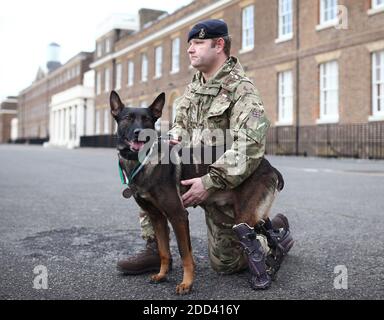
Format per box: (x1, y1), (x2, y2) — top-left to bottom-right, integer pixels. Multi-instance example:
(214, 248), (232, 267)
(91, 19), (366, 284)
(0, 144), (383, 300)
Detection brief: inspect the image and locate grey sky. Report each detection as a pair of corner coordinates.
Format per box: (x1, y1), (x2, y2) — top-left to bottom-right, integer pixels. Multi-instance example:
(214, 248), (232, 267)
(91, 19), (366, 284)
(0, 0), (193, 101)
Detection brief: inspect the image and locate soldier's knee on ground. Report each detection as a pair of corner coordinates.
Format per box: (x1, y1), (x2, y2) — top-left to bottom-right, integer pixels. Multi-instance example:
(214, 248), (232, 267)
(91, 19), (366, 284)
(208, 237), (248, 274)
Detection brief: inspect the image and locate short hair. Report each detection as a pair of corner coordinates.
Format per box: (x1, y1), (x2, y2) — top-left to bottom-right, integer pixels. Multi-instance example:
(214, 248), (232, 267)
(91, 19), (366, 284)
(211, 35), (232, 57)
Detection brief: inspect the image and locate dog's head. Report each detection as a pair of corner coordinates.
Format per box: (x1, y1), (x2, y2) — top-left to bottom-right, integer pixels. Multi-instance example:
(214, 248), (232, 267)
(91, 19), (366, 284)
(110, 90), (165, 157)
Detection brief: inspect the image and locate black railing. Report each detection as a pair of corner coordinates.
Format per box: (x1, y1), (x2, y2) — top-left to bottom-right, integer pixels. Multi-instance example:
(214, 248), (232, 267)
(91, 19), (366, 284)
(79, 122), (384, 159)
(80, 134), (117, 148)
(12, 137), (49, 145)
(266, 122), (384, 159)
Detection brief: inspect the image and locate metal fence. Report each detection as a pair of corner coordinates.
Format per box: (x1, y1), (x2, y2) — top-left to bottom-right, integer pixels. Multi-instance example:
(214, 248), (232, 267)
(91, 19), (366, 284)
(79, 122), (384, 159)
(266, 122), (384, 159)
(11, 137), (49, 145)
(80, 134), (117, 148)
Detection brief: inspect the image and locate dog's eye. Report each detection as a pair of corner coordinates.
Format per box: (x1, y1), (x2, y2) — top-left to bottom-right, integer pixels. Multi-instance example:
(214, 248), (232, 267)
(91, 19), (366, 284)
(142, 116), (152, 122)
(124, 115), (134, 121)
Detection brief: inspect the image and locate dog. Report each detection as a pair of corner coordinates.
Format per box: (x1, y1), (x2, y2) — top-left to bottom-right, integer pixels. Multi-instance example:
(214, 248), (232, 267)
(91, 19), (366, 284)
(110, 90), (287, 294)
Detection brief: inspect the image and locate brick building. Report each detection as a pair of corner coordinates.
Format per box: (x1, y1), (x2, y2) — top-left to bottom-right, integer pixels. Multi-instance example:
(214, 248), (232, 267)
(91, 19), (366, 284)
(0, 96), (17, 143)
(18, 50), (94, 142)
(88, 0), (384, 158)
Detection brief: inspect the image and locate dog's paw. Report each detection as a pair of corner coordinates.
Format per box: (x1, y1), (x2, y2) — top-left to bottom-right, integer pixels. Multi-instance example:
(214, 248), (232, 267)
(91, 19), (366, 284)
(150, 274), (167, 283)
(175, 283), (192, 295)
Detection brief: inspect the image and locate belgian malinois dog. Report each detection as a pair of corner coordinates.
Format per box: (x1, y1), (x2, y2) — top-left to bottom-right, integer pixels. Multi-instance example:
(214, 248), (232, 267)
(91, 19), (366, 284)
(110, 90), (288, 294)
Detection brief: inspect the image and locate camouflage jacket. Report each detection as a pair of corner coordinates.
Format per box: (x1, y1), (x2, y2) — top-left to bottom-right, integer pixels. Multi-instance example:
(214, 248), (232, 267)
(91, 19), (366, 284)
(168, 56), (270, 191)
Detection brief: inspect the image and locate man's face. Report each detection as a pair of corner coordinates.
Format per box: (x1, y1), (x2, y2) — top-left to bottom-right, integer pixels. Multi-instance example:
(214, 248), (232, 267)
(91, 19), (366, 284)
(187, 39), (218, 72)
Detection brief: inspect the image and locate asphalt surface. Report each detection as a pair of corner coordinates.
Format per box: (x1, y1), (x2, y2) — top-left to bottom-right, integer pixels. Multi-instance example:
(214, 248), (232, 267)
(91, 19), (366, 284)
(0, 144), (383, 300)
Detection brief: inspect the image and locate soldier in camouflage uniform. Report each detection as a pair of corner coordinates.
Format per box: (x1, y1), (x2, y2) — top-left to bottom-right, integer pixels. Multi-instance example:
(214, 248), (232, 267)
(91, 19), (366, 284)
(117, 20), (292, 286)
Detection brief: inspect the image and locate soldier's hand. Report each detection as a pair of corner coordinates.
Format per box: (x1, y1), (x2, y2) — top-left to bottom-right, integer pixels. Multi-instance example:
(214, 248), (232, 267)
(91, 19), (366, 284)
(181, 178), (210, 207)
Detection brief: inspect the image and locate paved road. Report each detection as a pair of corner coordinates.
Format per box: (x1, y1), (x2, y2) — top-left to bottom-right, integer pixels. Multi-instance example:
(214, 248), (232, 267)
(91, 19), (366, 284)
(0, 144), (383, 300)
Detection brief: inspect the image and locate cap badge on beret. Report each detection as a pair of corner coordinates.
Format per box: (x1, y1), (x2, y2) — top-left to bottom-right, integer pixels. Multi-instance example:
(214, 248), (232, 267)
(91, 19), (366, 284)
(199, 28), (206, 39)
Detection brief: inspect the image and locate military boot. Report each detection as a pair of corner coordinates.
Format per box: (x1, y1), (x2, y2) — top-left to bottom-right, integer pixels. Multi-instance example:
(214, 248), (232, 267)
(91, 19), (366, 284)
(117, 238), (172, 275)
(233, 223), (271, 290)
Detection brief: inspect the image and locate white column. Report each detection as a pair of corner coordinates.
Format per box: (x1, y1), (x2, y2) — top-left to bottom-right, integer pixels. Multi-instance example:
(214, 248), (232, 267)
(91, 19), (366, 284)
(55, 110), (59, 144)
(77, 102), (85, 147)
(51, 110), (55, 144)
(60, 109), (64, 145)
(49, 109), (54, 144)
(64, 107), (70, 145)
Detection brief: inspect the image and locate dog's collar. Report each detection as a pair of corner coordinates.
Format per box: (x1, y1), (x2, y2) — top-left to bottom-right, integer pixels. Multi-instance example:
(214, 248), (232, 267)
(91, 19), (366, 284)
(118, 141), (157, 186)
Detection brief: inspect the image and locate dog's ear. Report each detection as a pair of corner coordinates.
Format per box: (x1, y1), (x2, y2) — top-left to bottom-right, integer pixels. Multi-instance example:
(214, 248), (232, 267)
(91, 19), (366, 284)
(110, 90), (124, 117)
(149, 92), (165, 119)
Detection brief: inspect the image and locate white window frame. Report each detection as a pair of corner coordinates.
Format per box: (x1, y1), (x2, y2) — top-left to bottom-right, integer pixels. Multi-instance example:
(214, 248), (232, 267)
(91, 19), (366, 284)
(368, 0), (384, 15)
(372, 0), (384, 8)
(319, 0), (338, 28)
(317, 60), (339, 124)
(277, 70), (293, 125)
(141, 53), (148, 82)
(127, 60), (134, 87)
(115, 63), (122, 90)
(276, 0), (293, 43)
(103, 109), (110, 134)
(369, 50), (384, 121)
(241, 5), (254, 52)
(96, 43), (102, 58)
(105, 38), (111, 53)
(171, 38), (180, 74)
(96, 71), (101, 95)
(154, 46), (163, 78)
(104, 68), (110, 92)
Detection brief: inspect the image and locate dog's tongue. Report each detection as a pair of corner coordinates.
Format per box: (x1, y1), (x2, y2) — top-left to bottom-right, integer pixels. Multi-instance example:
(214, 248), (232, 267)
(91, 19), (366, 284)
(130, 141), (145, 151)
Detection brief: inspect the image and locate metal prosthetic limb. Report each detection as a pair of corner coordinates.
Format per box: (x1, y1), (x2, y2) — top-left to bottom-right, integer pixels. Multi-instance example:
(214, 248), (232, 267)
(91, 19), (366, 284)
(233, 223), (271, 290)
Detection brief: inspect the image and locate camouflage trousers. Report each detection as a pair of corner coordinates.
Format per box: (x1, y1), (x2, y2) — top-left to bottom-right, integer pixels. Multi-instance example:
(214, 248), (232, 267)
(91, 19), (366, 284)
(139, 205), (269, 275)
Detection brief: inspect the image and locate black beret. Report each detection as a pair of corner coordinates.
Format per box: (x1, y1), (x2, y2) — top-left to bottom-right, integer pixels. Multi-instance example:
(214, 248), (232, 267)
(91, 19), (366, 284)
(187, 19), (229, 42)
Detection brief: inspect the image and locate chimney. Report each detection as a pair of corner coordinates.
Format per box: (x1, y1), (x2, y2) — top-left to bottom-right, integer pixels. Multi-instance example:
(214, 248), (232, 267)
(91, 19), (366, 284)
(138, 8), (167, 29)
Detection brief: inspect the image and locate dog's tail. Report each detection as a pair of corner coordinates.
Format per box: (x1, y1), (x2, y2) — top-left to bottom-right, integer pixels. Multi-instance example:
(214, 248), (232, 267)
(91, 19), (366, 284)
(273, 167), (285, 191)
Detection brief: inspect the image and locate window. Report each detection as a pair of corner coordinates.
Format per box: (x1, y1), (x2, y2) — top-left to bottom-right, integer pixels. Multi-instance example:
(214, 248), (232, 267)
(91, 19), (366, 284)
(242, 5), (254, 51)
(155, 46), (163, 78)
(96, 71), (101, 95)
(278, 70), (293, 124)
(105, 38), (111, 53)
(115, 63), (122, 90)
(104, 68), (110, 92)
(319, 61), (339, 122)
(104, 109), (110, 134)
(372, 0), (384, 9)
(96, 43), (102, 58)
(127, 60), (134, 87)
(372, 51), (384, 117)
(320, 0), (338, 25)
(171, 38), (180, 73)
(141, 53), (148, 82)
(278, 0), (293, 39)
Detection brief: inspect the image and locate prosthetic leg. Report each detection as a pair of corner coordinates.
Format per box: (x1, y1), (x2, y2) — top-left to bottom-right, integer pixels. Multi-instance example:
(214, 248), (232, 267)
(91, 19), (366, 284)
(256, 215), (294, 279)
(233, 214), (294, 290)
(232, 223), (271, 290)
